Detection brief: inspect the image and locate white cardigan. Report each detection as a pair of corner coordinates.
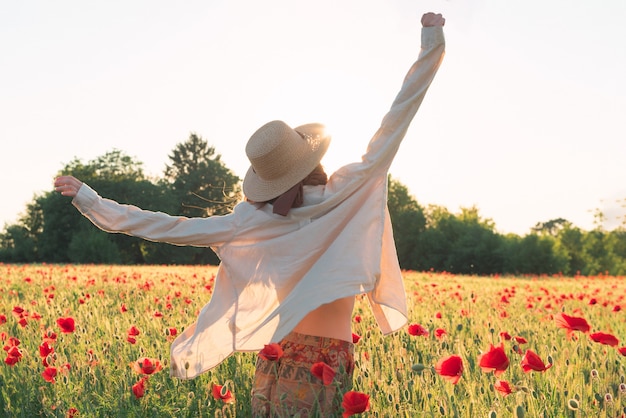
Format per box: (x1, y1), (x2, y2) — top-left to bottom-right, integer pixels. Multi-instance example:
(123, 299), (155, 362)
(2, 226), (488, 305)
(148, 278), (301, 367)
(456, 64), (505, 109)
(72, 26), (445, 379)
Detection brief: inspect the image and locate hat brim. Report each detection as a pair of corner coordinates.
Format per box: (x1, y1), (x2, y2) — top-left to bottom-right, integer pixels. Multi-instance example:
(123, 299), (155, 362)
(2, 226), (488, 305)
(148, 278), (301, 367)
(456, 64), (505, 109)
(243, 123), (331, 202)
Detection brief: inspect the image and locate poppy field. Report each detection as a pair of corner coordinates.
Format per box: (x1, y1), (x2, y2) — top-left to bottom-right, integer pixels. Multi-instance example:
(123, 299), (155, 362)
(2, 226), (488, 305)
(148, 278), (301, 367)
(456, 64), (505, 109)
(0, 264), (625, 417)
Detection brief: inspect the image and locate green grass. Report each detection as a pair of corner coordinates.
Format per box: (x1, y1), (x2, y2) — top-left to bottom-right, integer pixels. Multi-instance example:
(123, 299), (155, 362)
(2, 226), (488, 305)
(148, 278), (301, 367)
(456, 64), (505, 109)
(0, 264), (624, 417)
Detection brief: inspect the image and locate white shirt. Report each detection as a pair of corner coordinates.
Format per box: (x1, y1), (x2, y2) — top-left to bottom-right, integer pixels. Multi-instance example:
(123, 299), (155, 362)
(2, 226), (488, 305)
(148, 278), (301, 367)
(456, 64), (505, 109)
(72, 26), (445, 379)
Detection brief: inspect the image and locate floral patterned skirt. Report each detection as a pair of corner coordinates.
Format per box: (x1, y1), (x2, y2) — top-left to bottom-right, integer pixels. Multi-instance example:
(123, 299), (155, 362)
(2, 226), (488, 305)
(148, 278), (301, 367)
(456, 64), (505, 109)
(251, 332), (355, 417)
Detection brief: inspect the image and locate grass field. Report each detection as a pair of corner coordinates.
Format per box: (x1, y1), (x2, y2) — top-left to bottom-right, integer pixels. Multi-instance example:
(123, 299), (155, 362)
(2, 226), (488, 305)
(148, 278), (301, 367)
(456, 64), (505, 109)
(0, 264), (624, 417)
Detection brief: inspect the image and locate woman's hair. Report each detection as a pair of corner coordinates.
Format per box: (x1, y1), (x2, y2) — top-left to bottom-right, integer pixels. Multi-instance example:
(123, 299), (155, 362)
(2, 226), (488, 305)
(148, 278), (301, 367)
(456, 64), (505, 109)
(261, 164), (328, 205)
(301, 164), (328, 187)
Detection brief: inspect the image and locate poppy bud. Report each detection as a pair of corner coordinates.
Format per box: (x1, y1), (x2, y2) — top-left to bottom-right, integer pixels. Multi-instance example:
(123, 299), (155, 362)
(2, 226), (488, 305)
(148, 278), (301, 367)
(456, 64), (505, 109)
(567, 399), (579, 411)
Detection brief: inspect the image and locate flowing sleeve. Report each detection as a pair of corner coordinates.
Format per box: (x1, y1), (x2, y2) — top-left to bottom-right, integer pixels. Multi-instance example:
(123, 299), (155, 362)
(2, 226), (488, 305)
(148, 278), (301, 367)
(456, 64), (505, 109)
(328, 26), (445, 334)
(72, 183), (237, 247)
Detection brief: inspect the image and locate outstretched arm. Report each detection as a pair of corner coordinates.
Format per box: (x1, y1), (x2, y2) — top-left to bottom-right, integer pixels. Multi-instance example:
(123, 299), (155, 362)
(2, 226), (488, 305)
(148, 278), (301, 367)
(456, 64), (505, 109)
(53, 175), (236, 247)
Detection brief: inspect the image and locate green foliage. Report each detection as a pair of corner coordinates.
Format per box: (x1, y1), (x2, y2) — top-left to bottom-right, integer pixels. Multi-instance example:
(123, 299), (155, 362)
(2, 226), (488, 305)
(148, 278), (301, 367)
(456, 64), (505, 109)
(164, 133), (241, 218)
(387, 176), (426, 270)
(554, 224), (586, 275)
(0, 224), (37, 262)
(503, 234), (568, 275)
(68, 227), (122, 264)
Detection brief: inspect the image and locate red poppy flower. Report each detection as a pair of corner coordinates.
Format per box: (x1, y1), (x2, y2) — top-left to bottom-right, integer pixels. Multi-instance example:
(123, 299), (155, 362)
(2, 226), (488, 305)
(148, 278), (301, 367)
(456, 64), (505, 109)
(618, 347), (626, 356)
(132, 357), (163, 375)
(43, 329), (57, 344)
(310, 362), (336, 386)
(57, 317), (75, 334)
(120, 304), (128, 313)
(353, 315), (362, 323)
(434, 328), (447, 340)
(342, 391), (370, 417)
(211, 383), (235, 403)
(67, 407), (78, 417)
(127, 325), (141, 336)
(407, 323), (429, 337)
(555, 312), (591, 337)
(6, 344), (20, 357)
(494, 380), (513, 396)
(39, 341), (54, 358)
(352, 333), (361, 344)
(3, 336), (20, 351)
(613, 305), (622, 312)
(127, 336), (137, 345)
(499, 331), (512, 341)
(520, 349), (552, 372)
(4, 348), (22, 366)
(590, 332), (619, 347)
(11, 306), (25, 318)
(42, 367), (58, 383)
(0, 315), (6, 325)
(132, 376), (148, 399)
(166, 327), (178, 337)
(478, 343), (509, 376)
(514, 336), (527, 344)
(435, 355), (463, 384)
(258, 343), (283, 361)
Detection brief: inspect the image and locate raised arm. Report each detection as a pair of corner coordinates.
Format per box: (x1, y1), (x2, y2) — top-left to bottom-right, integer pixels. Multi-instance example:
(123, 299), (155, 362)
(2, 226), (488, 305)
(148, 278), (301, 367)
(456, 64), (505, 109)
(358, 12), (446, 173)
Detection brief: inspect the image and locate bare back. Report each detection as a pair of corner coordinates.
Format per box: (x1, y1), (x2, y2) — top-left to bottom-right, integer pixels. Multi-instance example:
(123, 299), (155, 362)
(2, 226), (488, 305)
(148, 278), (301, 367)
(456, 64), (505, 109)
(293, 296), (355, 342)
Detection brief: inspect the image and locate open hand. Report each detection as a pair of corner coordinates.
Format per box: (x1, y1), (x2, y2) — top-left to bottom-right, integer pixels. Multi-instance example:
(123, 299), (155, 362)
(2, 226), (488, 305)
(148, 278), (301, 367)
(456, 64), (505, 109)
(54, 176), (83, 197)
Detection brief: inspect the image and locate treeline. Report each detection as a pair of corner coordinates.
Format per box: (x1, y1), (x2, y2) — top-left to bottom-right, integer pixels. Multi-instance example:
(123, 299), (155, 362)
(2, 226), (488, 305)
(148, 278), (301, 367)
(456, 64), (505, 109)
(386, 179), (626, 276)
(1, 135), (625, 275)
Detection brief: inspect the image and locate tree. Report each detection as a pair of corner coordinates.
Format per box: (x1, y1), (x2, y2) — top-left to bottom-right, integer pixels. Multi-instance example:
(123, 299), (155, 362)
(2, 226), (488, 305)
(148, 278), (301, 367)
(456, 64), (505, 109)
(432, 206), (504, 275)
(415, 205), (455, 271)
(504, 233), (568, 275)
(164, 133), (241, 218)
(67, 227), (121, 263)
(581, 230), (619, 275)
(532, 218), (570, 237)
(555, 224), (585, 275)
(386, 176), (426, 270)
(0, 224), (37, 262)
(448, 223), (504, 275)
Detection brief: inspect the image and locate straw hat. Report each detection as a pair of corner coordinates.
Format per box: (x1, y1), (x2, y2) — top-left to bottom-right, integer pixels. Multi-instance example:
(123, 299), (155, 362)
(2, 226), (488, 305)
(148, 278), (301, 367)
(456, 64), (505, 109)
(243, 120), (331, 202)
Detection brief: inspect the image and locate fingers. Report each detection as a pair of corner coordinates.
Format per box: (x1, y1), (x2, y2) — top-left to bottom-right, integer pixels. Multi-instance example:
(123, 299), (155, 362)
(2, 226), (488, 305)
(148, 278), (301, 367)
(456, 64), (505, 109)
(54, 176), (83, 197)
(421, 12), (445, 27)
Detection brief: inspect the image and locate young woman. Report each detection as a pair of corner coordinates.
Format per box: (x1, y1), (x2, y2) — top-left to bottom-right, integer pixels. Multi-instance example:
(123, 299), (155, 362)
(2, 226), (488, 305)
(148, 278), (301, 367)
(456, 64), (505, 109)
(55, 11), (445, 417)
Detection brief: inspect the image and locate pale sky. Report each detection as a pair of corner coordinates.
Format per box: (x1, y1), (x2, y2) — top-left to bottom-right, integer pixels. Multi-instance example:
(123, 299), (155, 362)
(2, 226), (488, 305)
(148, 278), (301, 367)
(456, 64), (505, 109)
(1, 0), (625, 235)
